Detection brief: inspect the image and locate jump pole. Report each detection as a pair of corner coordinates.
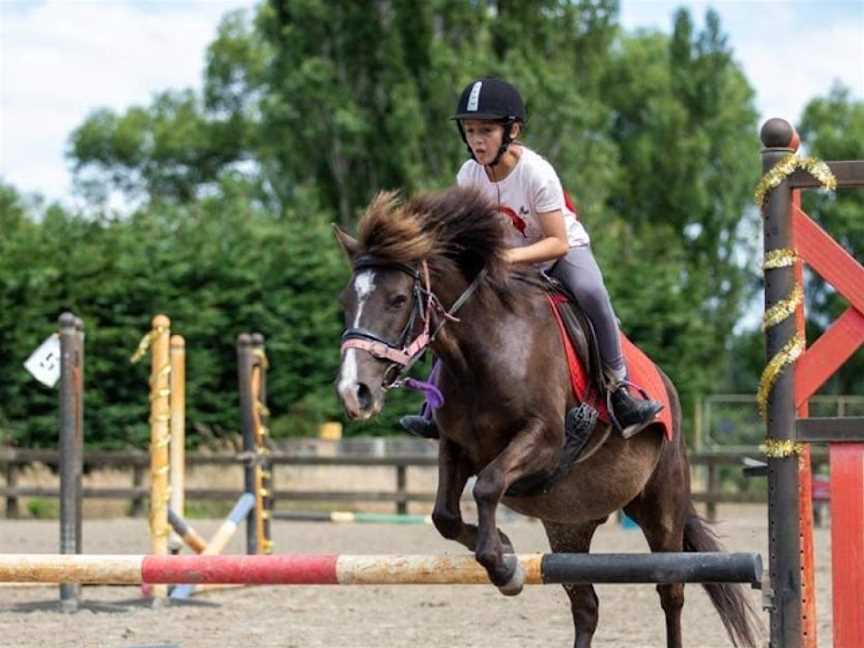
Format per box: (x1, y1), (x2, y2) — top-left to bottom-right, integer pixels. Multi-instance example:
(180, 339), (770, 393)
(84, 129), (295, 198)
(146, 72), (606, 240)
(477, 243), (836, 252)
(166, 509), (208, 554)
(250, 333), (273, 554)
(168, 334), (185, 554)
(170, 493), (256, 599)
(57, 312), (84, 613)
(131, 314), (172, 601)
(0, 552), (763, 587)
(237, 333), (273, 555)
(273, 511), (433, 525)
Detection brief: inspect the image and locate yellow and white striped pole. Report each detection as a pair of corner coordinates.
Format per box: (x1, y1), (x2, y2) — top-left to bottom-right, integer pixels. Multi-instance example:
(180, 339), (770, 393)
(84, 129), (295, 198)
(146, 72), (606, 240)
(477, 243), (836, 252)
(168, 334), (185, 553)
(147, 315), (171, 601)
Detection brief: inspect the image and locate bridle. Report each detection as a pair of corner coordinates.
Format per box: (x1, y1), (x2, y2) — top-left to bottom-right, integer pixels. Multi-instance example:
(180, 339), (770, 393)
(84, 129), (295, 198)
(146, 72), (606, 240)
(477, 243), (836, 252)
(340, 254), (485, 389)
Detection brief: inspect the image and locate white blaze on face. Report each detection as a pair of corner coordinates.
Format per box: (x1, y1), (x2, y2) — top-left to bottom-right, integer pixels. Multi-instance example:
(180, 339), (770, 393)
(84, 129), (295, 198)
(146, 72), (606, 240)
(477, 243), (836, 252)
(338, 270), (377, 395)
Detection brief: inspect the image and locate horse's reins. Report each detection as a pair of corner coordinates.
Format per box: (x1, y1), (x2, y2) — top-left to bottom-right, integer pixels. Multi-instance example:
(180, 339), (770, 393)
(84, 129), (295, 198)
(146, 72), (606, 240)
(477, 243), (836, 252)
(340, 255), (486, 390)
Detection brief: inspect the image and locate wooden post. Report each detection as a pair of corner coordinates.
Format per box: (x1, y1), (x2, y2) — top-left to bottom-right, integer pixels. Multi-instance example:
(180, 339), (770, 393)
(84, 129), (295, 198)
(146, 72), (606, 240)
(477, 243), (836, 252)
(5, 462), (18, 519)
(58, 312), (84, 612)
(693, 396), (703, 451)
(131, 464), (145, 517)
(168, 335), (185, 553)
(148, 315), (171, 601)
(396, 465), (407, 515)
(760, 119), (802, 648)
(791, 190), (817, 648)
(705, 461), (718, 523)
(237, 334), (257, 555)
(829, 443), (864, 647)
(251, 333), (273, 553)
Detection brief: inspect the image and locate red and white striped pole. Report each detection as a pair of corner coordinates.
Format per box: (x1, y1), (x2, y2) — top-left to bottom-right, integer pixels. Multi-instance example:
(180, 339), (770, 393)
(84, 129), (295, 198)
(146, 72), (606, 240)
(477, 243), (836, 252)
(0, 552), (761, 586)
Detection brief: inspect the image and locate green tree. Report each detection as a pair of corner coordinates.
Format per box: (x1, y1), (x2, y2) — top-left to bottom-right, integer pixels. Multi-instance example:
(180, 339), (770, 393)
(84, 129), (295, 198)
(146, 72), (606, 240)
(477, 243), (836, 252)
(68, 89), (249, 207)
(591, 8), (761, 410)
(0, 173), (425, 447)
(67, 1), (621, 224)
(47, 1), (769, 443)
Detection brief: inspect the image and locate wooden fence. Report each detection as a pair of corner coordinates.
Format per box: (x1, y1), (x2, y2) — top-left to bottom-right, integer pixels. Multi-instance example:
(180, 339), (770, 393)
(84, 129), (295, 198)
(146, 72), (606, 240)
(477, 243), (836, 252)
(0, 447), (828, 522)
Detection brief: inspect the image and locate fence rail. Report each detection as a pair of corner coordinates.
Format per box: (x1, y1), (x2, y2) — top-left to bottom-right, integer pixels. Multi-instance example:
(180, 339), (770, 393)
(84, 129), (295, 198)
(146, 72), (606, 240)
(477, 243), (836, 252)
(0, 447), (828, 521)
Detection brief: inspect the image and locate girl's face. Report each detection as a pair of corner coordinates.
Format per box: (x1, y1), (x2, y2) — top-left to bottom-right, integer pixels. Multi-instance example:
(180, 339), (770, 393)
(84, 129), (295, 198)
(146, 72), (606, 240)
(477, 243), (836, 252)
(461, 119), (506, 166)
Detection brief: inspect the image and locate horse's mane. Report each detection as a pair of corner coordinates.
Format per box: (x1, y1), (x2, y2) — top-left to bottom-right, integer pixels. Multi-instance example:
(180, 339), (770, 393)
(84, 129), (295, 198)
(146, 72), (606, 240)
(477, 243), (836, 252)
(355, 186), (515, 292)
(355, 185), (606, 399)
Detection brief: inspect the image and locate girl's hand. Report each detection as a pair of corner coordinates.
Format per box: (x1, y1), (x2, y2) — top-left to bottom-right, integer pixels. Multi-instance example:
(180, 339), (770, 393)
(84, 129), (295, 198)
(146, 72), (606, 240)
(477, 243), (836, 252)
(503, 248), (521, 264)
(504, 209), (569, 265)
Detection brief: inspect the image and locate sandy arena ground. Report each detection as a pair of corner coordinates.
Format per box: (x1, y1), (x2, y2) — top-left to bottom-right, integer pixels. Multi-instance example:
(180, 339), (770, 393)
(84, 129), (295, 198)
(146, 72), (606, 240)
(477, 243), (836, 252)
(0, 505), (835, 648)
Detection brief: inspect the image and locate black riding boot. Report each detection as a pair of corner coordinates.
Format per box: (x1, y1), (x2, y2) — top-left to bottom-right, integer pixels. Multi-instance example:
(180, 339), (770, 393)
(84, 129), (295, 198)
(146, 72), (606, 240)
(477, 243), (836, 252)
(399, 415), (439, 440)
(609, 384), (663, 438)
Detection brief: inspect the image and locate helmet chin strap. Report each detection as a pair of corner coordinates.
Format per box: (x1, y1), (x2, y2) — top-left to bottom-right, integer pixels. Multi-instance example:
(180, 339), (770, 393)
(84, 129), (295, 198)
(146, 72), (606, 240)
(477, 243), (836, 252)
(485, 120), (516, 174)
(457, 119), (516, 167)
(488, 139), (511, 168)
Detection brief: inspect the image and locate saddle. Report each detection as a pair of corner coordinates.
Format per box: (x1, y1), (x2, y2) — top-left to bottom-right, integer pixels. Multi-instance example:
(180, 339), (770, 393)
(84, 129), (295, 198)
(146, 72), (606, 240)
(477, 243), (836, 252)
(505, 273), (672, 498)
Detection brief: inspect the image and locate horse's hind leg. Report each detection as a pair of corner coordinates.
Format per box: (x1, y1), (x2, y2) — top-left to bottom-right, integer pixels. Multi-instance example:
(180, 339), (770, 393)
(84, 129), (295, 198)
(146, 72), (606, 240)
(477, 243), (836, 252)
(542, 520), (603, 648)
(433, 437), (515, 553)
(624, 480), (688, 648)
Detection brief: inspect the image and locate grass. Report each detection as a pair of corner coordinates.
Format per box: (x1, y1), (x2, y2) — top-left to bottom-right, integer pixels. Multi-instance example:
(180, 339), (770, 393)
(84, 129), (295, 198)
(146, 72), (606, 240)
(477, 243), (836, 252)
(26, 498), (59, 519)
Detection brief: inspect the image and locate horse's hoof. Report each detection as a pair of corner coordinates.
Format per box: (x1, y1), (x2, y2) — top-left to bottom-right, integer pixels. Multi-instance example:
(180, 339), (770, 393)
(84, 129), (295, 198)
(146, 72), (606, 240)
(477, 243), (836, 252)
(497, 554), (524, 597)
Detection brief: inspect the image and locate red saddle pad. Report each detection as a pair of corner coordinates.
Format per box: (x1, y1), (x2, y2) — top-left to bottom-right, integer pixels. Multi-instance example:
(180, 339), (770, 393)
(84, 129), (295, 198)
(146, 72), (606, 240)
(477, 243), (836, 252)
(546, 294), (673, 440)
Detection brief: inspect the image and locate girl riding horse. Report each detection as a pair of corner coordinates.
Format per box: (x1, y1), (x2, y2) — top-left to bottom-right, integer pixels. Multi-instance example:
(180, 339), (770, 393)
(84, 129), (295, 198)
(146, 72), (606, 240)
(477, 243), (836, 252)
(334, 187), (760, 647)
(400, 78), (662, 440)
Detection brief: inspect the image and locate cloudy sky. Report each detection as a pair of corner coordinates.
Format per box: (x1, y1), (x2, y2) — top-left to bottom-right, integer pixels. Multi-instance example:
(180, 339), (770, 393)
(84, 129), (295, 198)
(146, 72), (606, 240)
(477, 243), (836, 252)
(1, 0), (862, 207)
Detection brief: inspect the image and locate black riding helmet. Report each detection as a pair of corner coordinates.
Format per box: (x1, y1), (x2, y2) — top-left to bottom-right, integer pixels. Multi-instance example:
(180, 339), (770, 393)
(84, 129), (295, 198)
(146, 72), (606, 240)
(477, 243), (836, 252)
(452, 78), (525, 167)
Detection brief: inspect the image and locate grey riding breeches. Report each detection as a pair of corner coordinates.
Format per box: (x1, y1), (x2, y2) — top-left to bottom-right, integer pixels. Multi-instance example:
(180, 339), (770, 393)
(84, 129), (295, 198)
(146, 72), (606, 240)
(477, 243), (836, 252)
(418, 245), (625, 419)
(548, 245), (625, 375)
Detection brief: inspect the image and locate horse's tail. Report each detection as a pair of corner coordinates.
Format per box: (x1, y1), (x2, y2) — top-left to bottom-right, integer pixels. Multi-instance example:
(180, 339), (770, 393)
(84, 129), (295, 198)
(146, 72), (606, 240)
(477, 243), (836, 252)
(684, 505), (763, 647)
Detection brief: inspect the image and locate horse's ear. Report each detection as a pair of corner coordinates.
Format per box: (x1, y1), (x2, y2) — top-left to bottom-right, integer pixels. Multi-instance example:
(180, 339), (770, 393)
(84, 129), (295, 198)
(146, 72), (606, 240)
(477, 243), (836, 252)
(332, 224), (359, 262)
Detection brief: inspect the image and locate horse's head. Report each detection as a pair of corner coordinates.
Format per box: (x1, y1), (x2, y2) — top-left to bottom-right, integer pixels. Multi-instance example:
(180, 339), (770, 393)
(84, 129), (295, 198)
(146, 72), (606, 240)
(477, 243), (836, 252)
(333, 188), (509, 420)
(333, 192), (436, 420)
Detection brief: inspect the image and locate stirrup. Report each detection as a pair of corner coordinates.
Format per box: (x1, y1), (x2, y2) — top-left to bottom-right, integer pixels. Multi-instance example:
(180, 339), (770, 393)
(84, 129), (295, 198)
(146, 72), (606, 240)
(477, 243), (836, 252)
(607, 380), (663, 438)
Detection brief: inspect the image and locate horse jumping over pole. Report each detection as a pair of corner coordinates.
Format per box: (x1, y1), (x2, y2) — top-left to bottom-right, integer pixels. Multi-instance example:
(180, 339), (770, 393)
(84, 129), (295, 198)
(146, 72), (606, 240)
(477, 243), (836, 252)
(334, 187), (761, 648)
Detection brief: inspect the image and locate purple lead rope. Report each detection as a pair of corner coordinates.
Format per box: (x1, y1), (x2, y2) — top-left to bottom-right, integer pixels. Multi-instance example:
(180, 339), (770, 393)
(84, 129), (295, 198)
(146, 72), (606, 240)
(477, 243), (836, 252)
(403, 377), (444, 411)
(403, 358), (444, 414)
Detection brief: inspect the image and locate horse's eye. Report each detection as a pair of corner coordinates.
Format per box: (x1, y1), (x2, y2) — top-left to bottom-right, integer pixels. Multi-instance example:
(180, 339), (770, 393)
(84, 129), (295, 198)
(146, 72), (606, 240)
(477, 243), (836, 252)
(389, 294), (409, 309)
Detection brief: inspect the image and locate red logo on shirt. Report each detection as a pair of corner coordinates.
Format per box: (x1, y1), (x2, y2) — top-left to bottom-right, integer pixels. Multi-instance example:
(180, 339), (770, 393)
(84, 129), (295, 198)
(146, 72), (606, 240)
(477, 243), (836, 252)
(497, 205), (528, 238)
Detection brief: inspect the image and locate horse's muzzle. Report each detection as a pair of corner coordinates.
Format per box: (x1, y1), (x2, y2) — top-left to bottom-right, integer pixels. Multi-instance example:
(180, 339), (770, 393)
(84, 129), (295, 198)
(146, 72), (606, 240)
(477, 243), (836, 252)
(337, 379), (383, 420)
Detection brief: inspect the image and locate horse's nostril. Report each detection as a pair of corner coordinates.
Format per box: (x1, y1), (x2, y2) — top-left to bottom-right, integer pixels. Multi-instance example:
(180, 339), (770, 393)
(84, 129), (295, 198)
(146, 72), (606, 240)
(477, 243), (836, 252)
(356, 383), (373, 410)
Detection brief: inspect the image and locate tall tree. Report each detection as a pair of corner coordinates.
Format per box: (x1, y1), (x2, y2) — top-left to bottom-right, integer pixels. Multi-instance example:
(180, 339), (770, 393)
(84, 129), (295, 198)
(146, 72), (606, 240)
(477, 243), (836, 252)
(66, 1), (620, 224)
(593, 8), (761, 408)
(52, 1), (767, 440)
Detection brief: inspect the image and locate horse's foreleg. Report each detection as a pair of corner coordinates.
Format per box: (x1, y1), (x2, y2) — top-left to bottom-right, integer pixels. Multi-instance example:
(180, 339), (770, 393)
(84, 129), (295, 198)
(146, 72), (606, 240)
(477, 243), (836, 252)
(473, 418), (559, 595)
(431, 437), (473, 547)
(432, 438), (517, 553)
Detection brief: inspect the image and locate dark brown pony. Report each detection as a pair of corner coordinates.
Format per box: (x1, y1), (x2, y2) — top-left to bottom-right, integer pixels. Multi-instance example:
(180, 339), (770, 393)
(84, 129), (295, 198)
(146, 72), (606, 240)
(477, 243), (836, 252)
(334, 186), (760, 648)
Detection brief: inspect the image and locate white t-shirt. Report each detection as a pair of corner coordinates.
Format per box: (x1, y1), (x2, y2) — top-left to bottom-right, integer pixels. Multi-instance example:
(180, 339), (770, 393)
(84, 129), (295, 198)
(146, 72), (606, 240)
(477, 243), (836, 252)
(456, 147), (590, 269)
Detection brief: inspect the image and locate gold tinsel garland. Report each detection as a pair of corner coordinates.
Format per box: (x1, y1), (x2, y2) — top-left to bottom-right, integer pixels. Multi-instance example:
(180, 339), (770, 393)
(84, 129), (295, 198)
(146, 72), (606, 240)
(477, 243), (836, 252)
(762, 284), (804, 331)
(753, 152), (836, 420)
(762, 438), (806, 458)
(754, 153), (837, 208)
(763, 248), (799, 269)
(130, 324), (169, 363)
(756, 334), (805, 419)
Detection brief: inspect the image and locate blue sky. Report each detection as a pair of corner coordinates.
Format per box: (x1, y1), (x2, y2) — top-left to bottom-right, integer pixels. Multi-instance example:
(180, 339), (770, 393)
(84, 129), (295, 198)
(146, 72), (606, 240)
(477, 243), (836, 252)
(1, 0), (862, 207)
